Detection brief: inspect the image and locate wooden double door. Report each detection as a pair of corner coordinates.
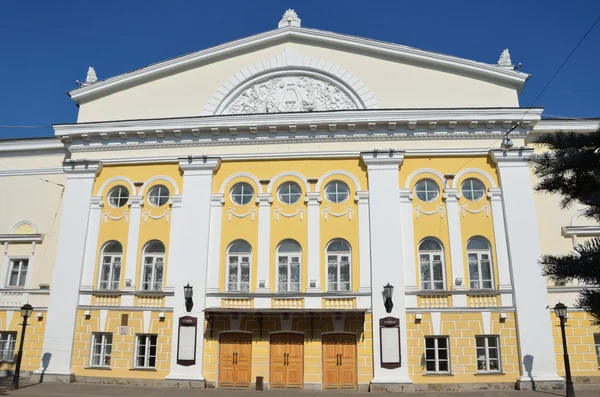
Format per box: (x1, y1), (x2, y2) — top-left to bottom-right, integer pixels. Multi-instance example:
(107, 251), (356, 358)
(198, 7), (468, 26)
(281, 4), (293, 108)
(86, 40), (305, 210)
(219, 333), (252, 388)
(322, 334), (357, 389)
(270, 333), (303, 388)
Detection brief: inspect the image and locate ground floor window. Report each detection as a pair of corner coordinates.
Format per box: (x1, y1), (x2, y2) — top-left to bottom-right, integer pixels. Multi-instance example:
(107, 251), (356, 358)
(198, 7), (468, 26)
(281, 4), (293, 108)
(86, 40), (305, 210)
(425, 336), (450, 373)
(0, 332), (16, 361)
(90, 333), (112, 368)
(476, 335), (501, 372)
(135, 334), (157, 368)
(595, 334), (600, 367)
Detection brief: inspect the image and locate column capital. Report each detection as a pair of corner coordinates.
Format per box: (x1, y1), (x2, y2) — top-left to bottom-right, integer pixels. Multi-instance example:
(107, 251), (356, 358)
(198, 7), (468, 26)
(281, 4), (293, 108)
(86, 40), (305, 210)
(128, 195), (144, 208)
(487, 187), (502, 201)
(169, 195), (183, 208)
(490, 148), (534, 166)
(305, 192), (322, 205)
(178, 156), (221, 174)
(399, 188), (413, 202)
(90, 196), (104, 208)
(256, 192), (273, 206)
(442, 188), (461, 201)
(361, 150), (405, 169)
(63, 160), (102, 177)
(354, 190), (369, 203)
(211, 193), (225, 207)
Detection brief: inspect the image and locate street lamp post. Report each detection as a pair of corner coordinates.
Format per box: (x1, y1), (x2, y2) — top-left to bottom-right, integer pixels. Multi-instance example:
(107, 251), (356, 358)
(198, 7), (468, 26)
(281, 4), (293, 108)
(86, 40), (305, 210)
(553, 302), (575, 397)
(12, 303), (33, 390)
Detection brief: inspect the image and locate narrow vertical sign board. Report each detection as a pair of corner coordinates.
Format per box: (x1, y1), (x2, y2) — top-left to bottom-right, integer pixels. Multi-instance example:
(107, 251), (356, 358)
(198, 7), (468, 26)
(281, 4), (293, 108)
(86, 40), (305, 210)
(177, 316), (197, 366)
(379, 316), (401, 368)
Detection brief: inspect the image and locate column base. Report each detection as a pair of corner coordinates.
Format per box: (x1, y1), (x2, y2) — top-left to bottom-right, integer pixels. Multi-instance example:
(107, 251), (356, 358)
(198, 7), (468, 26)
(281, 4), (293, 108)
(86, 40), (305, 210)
(516, 375), (565, 391)
(32, 369), (75, 383)
(163, 375), (206, 388)
(370, 377), (413, 393)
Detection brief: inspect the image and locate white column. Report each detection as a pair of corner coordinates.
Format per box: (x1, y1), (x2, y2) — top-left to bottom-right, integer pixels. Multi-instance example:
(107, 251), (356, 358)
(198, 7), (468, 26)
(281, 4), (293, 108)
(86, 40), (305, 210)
(362, 151), (412, 385)
(488, 188), (513, 307)
(399, 189), (418, 308)
(305, 192), (321, 308)
(123, 196), (143, 292)
(166, 157), (220, 384)
(356, 191), (372, 309)
(444, 188), (467, 307)
(205, 193), (224, 308)
(255, 193), (272, 301)
(164, 195), (182, 308)
(491, 149), (561, 385)
(38, 161), (101, 380)
(80, 196), (103, 291)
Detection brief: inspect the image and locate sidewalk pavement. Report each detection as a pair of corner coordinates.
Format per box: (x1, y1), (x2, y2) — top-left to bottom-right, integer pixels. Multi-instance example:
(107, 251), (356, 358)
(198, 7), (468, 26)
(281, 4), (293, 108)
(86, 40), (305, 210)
(4, 383), (600, 397)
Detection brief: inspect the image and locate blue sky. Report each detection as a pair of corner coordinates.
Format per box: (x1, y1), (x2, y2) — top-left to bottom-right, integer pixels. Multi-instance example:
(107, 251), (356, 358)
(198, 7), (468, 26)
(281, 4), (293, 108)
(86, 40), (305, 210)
(0, 0), (599, 139)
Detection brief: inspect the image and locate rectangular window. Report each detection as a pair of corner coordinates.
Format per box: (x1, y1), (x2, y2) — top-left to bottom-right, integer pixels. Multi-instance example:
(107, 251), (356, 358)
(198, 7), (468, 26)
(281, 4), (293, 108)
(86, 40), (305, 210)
(595, 334), (600, 367)
(135, 334), (157, 368)
(425, 336), (450, 373)
(0, 332), (17, 361)
(7, 259), (28, 288)
(476, 335), (501, 372)
(90, 333), (112, 368)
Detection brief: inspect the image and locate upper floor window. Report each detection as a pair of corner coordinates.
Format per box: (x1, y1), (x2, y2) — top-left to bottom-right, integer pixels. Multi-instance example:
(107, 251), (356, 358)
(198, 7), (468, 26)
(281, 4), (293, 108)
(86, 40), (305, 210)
(227, 240), (251, 292)
(277, 182), (302, 205)
(231, 182), (254, 206)
(419, 239), (445, 290)
(98, 241), (122, 290)
(277, 240), (301, 292)
(325, 180), (350, 204)
(0, 332), (16, 361)
(461, 178), (486, 201)
(326, 239), (351, 291)
(7, 259), (29, 288)
(141, 241), (165, 291)
(467, 237), (493, 289)
(415, 179), (440, 202)
(148, 184), (170, 207)
(107, 185), (130, 208)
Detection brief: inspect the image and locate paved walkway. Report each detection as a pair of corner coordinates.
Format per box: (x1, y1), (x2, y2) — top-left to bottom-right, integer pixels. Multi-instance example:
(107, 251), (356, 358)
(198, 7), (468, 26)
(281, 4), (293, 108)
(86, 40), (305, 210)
(4, 384), (600, 397)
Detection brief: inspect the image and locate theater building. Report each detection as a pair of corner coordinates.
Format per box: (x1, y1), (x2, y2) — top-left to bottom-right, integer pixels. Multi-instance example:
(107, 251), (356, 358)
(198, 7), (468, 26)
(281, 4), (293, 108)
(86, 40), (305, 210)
(0, 9), (598, 391)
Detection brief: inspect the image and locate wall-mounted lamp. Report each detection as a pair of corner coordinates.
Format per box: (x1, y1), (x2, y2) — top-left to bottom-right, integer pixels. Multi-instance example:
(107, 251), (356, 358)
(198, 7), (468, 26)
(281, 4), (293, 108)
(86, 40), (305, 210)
(499, 312), (508, 320)
(501, 136), (514, 151)
(415, 313), (422, 322)
(84, 310), (91, 319)
(183, 283), (194, 312)
(383, 283), (394, 313)
(35, 312), (43, 320)
(158, 312), (166, 320)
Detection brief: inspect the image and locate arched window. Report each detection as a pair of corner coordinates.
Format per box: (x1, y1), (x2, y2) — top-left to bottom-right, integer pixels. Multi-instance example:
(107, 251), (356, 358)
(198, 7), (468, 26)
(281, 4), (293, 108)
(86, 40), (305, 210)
(277, 240), (301, 292)
(326, 239), (351, 291)
(227, 240), (251, 292)
(419, 238), (445, 290)
(141, 241), (165, 291)
(99, 241), (122, 290)
(467, 237), (493, 289)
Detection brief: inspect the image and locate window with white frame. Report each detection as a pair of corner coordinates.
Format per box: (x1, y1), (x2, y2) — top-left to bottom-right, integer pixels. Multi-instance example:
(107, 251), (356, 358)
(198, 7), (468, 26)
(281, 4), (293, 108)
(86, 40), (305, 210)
(277, 240), (301, 292)
(227, 240), (251, 292)
(98, 241), (122, 290)
(141, 241), (165, 291)
(7, 259), (29, 288)
(467, 237), (494, 289)
(461, 178), (486, 201)
(419, 239), (445, 290)
(277, 181), (302, 205)
(324, 180), (350, 204)
(414, 178), (440, 202)
(594, 334), (600, 367)
(476, 335), (501, 372)
(135, 334), (157, 368)
(90, 333), (112, 368)
(425, 336), (450, 373)
(147, 184), (170, 207)
(0, 332), (16, 361)
(326, 239), (351, 291)
(230, 182), (254, 206)
(107, 185), (130, 208)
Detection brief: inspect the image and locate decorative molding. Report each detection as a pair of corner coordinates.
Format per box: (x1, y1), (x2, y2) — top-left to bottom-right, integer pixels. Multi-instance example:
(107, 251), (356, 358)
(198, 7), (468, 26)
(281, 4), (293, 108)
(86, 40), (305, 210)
(143, 208), (171, 223)
(274, 206), (303, 221)
(10, 220), (38, 234)
(0, 167), (64, 177)
(497, 49), (512, 66)
(361, 150), (405, 168)
(0, 138), (63, 153)
(267, 171), (310, 194)
(459, 202), (490, 217)
(219, 172), (263, 194)
(0, 234), (44, 244)
(323, 206), (354, 220)
(562, 225), (600, 238)
(404, 168), (446, 189)
(490, 148), (534, 165)
(103, 209), (129, 223)
(414, 204), (444, 219)
(227, 206), (256, 222)
(533, 119), (600, 134)
(278, 9), (301, 28)
(96, 176), (137, 196)
(315, 169), (362, 192)
(138, 175), (180, 196)
(451, 167), (497, 188)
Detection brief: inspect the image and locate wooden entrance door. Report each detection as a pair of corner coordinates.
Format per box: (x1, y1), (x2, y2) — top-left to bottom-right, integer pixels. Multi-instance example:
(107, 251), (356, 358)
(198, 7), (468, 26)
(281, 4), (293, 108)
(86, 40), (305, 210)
(270, 333), (303, 388)
(219, 333), (252, 387)
(322, 334), (357, 389)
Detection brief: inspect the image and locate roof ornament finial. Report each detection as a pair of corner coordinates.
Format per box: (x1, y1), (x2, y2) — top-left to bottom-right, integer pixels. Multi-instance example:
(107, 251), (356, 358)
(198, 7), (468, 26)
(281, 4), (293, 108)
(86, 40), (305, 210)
(86, 67), (98, 84)
(278, 9), (301, 28)
(498, 49), (512, 66)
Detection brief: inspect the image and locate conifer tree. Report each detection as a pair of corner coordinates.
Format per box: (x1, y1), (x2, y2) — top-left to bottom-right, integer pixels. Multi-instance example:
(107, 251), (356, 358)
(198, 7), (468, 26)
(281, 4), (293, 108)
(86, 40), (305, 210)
(531, 127), (600, 324)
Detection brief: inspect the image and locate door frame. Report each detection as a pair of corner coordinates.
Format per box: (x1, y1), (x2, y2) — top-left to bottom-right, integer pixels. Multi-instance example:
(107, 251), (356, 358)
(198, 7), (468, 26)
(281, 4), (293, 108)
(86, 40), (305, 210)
(321, 332), (358, 390)
(269, 331), (305, 389)
(217, 330), (253, 388)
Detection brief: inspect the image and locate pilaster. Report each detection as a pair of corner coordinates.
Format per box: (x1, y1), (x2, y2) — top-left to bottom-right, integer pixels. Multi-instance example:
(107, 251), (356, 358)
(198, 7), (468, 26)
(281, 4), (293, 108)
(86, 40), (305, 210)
(80, 196), (103, 291)
(491, 149), (561, 385)
(38, 160), (102, 380)
(166, 156), (220, 384)
(443, 188), (467, 307)
(305, 192), (322, 309)
(361, 151), (412, 385)
(255, 193), (272, 299)
(356, 191), (372, 309)
(205, 193), (224, 308)
(123, 196), (143, 291)
(488, 187), (513, 306)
